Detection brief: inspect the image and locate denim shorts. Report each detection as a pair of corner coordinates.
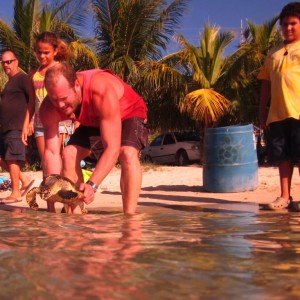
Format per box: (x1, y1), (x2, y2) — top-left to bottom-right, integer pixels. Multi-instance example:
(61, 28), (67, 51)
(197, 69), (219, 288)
(34, 123), (74, 138)
(268, 118), (300, 164)
(0, 130), (26, 161)
(67, 117), (148, 159)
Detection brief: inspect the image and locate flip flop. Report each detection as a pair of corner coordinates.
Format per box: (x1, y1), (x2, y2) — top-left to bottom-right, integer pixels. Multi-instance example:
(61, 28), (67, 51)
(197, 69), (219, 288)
(0, 196), (22, 204)
(20, 180), (35, 197)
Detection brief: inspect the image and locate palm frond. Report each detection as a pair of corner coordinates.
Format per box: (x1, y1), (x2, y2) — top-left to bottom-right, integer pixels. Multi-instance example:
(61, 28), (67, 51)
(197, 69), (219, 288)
(175, 34), (210, 87)
(245, 16), (280, 54)
(45, 0), (92, 36)
(182, 88), (230, 127)
(136, 59), (186, 92)
(69, 40), (99, 70)
(92, 0), (188, 81)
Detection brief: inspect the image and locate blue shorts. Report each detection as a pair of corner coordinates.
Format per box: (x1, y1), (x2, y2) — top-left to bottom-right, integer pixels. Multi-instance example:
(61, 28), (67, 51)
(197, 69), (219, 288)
(0, 130), (26, 161)
(67, 117), (148, 159)
(268, 118), (300, 164)
(35, 123), (74, 138)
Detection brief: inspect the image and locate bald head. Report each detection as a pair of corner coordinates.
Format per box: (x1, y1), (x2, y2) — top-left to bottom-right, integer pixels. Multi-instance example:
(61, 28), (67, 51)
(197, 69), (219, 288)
(45, 63), (77, 90)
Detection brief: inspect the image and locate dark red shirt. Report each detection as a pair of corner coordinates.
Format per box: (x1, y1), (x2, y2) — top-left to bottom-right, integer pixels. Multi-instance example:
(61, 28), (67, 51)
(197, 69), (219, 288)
(76, 69), (147, 127)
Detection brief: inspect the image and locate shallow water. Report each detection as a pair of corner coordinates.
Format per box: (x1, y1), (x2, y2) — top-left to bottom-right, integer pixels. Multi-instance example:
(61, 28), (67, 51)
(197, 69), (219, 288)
(0, 207), (300, 300)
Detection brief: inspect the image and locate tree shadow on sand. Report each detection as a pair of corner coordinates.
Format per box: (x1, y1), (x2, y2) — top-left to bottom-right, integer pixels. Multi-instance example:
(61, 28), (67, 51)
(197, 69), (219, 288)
(101, 183), (259, 213)
(142, 185), (202, 193)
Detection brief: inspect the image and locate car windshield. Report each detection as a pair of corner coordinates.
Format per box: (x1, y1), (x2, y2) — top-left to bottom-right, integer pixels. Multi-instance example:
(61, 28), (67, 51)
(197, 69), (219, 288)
(150, 135), (164, 146)
(174, 132), (200, 142)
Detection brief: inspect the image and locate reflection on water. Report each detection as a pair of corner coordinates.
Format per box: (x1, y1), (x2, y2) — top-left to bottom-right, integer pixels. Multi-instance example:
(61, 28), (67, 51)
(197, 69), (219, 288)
(0, 208), (300, 299)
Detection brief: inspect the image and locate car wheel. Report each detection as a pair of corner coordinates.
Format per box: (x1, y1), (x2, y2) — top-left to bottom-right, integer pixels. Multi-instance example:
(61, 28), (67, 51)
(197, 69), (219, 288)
(176, 150), (189, 166)
(143, 155), (153, 163)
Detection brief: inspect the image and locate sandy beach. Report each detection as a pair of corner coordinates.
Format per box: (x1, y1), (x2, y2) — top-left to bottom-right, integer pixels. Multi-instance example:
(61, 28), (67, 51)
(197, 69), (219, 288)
(1, 164), (300, 213)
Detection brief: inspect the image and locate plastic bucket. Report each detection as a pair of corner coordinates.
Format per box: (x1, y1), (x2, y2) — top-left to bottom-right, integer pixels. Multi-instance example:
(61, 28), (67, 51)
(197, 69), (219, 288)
(203, 124), (258, 192)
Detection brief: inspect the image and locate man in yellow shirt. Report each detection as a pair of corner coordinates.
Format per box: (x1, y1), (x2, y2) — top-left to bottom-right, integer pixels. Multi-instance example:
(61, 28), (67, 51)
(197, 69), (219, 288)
(259, 2), (300, 210)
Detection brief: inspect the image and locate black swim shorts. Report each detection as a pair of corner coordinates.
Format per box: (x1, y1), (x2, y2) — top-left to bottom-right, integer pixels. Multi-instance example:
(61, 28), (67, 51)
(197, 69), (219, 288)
(67, 117), (148, 159)
(268, 118), (300, 164)
(0, 130), (26, 161)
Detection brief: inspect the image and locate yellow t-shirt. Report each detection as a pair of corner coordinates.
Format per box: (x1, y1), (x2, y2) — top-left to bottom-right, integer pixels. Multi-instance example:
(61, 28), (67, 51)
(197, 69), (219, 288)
(32, 71), (46, 128)
(258, 40), (300, 125)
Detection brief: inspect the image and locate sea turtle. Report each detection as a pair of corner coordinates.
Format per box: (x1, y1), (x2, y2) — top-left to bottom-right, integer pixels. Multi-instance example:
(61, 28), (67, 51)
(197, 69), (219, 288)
(26, 174), (86, 213)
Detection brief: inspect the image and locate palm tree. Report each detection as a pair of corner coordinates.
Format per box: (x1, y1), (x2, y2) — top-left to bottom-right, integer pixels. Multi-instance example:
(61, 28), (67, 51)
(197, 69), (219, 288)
(145, 23), (239, 129)
(0, 0), (99, 73)
(230, 16), (282, 125)
(133, 55), (194, 130)
(175, 24), (235, 128)
(92, 0), (188, 83)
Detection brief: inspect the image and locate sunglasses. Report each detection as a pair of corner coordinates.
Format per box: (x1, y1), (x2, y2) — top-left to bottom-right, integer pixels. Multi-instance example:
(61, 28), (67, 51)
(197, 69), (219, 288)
(1, 59), (16, 65)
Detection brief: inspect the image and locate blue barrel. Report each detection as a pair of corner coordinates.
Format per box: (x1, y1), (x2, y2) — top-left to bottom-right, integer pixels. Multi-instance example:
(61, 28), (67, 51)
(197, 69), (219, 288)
(203, 124), (258, 192)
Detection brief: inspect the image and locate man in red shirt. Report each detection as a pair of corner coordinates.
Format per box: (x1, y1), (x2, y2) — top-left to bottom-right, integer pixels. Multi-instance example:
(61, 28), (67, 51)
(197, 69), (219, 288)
(27, 63), (148, 214)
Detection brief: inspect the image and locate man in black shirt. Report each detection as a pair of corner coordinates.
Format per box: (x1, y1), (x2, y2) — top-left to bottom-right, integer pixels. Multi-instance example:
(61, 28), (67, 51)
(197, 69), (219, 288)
(0, 50), (34, 203)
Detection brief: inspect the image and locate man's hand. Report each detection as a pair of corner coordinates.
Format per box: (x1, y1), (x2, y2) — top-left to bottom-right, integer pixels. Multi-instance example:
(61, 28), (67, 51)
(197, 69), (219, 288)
(27, 121), (34, 136)
(22, 120), (34, 146)
(79, 182), (95, 204)
(21, 128), (28, 146)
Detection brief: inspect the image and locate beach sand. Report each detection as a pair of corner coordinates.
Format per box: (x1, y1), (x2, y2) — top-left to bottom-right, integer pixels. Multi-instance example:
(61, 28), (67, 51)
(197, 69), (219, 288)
(1, 164), (300, 214)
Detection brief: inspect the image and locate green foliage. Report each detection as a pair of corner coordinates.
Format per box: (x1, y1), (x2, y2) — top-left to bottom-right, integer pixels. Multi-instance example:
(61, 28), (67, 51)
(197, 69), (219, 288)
(0, 0), (99, 72)
(92, 0), (188, 82)
(223, 16), (282, 126)
(0, 65), (8, 92)
(149, 23), (238, 128)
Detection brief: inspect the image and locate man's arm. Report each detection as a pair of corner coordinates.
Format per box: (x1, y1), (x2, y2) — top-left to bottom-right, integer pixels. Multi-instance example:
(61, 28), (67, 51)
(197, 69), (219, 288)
(85, 72), (122, 192)
(39, 97), (62, 176)
(22, 73), (36, 145)
(259, 80), (271, 129)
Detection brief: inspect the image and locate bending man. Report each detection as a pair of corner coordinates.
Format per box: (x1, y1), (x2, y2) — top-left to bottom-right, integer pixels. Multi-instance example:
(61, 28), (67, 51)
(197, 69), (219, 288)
(39, 63), (148, 214)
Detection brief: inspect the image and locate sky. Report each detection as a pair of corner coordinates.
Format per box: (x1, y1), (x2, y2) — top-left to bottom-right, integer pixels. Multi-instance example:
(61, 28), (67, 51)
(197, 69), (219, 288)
(167, 0), (289, 54)
(0, 0), (291, 55)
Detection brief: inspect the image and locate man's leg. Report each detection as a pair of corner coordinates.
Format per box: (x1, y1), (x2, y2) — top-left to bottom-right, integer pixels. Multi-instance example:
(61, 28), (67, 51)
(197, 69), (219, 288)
(263, 119), (300, 209)
(19, 172), (33, 191)
(119, 146), (142, 214)
(7, 160), (22, 199)
(279, 160), (294, 201)
(0, 158), (32, 190)
(1, 130), (30, 202)
(62, 144), (90, 214)
(34, 135), (57, 211)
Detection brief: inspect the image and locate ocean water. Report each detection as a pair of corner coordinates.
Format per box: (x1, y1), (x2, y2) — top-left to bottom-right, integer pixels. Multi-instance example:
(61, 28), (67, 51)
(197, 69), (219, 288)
(0, 207), (300, 300)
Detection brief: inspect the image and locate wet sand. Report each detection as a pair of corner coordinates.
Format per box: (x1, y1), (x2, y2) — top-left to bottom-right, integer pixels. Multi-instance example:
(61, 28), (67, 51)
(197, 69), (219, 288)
(1, 165), (300, 214)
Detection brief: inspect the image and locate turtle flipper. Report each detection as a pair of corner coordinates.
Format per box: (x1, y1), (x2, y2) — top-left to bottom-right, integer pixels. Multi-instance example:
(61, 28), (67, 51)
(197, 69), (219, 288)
(79, 201), (88, 214)
(26, 187), (40, 210)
